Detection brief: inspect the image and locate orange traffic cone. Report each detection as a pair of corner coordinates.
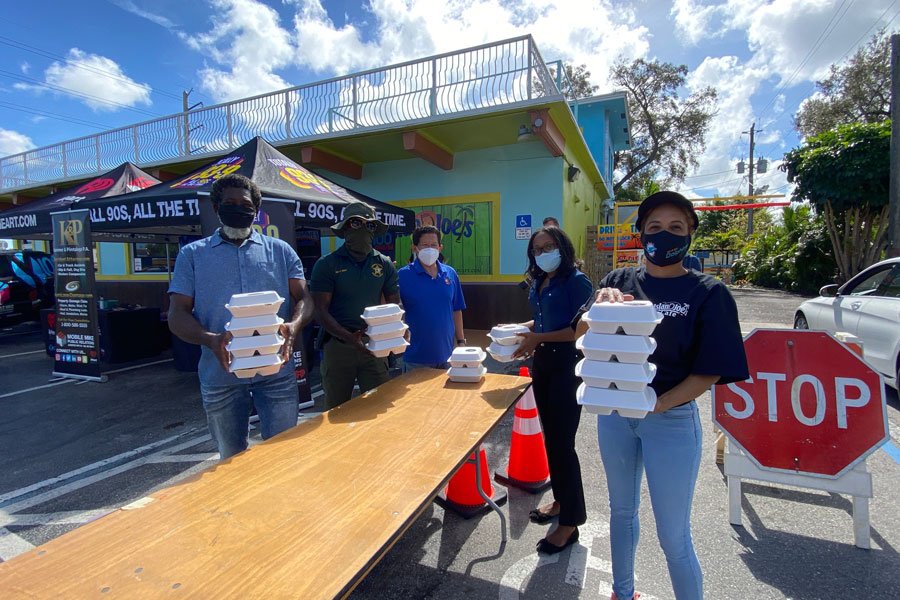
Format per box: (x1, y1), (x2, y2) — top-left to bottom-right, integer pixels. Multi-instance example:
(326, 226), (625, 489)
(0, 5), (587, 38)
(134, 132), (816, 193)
(436, 444), (508, 518)
(494, 368), (552, 493)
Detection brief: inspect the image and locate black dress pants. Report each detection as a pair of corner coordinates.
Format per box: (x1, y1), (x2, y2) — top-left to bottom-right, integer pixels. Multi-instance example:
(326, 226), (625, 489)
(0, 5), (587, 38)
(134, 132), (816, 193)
(531, 341), (587, 527)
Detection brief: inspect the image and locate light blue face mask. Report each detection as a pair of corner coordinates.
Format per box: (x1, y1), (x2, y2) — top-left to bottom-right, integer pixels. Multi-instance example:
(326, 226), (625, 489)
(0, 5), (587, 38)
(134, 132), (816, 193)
(535, 249), (562, 273)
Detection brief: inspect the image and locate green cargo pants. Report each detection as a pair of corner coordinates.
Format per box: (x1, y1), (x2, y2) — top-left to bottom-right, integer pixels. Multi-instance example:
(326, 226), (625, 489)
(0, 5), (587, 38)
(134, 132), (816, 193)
(320, 337), (390, 410)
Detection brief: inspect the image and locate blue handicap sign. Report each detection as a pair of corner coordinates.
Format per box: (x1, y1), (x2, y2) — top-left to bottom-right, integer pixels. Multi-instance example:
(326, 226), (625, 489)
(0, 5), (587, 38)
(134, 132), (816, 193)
(516, 214), (531, 228)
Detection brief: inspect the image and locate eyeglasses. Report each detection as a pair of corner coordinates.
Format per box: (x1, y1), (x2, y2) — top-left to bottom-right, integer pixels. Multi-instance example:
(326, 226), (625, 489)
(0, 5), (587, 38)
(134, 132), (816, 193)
(532, 242), (558, 256)
(348, 217), (378, 232)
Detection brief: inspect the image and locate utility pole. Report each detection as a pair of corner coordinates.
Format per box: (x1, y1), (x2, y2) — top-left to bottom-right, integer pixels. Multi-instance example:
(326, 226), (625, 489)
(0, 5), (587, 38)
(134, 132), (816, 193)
(182, 90), (191, 157)
(747, 122), (755, 235)
(890, 35), (900, 257)
(182, 89), (202, 156)
(740, 123), (761, 236)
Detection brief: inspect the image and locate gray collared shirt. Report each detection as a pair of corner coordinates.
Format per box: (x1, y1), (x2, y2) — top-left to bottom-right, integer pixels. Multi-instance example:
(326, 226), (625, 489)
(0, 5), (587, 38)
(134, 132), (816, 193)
(168, 229), (304, 386)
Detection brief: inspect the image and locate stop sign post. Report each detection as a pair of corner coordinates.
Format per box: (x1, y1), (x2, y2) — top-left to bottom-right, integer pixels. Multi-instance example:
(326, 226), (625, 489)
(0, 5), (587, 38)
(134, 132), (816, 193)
(711, 329), (889, 548)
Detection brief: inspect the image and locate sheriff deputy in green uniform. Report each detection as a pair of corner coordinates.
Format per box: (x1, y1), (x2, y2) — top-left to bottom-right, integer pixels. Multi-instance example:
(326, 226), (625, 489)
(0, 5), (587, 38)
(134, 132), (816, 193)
(310, 201), (400, 410)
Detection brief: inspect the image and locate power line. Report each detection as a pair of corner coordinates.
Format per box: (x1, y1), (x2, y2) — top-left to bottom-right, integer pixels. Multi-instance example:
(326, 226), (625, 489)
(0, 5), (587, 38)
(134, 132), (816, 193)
(0, 35), (183, 102)
(0, 69), (161, 117)
(757, 0), (854, 117)
(0, 101), (110, 129)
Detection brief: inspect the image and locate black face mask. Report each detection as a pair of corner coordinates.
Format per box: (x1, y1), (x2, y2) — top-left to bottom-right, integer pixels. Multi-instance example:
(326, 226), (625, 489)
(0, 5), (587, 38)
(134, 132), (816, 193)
(641, 230), (692, 266)
(217, 203), (257, 229)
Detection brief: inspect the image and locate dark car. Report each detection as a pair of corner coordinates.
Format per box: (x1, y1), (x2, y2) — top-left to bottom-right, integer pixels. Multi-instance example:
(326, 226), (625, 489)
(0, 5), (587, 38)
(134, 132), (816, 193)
(0, 250), (55, 322)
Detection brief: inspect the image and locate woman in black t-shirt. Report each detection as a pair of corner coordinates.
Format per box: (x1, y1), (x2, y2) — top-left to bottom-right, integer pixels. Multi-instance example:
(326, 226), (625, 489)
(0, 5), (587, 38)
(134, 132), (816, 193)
(576, 192), (748, 600)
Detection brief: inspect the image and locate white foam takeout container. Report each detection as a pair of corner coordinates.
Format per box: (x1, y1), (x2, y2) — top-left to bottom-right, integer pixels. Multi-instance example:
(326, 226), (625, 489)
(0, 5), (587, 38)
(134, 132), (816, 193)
(575, 358), (657, 391)
(447, 365), (487, 383)
(225, 291), (284, 318)
(449, 346), (487, 368)
(576, 382), (658, 418)
(366, 320), (409, 342)
(225, 314), (284, 337)
(489, 324), (530, 346)
(576, 332), (657, 363)
(487, 341), (522, 363)
(230, 354), (285, 379)
(361, 303), (405, 326)
(366, 337), (409, 358)
(226, 333), (284, 358)
(581, 300), (663, 336)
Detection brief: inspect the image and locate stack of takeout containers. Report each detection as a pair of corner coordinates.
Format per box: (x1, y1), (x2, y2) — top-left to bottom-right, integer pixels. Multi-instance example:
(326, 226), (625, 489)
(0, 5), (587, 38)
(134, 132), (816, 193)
(362, 304), (409, 357)
(486, 324), (529, 363)
(575, 300), (662, 418)
(447, 347), (487, 382)
(224, 291), (286, 378)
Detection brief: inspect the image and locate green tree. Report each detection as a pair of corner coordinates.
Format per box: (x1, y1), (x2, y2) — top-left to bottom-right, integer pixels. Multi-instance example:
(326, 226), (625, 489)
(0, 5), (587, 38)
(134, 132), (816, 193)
(733, 205), (835, 293)
(781, 121), (890, 281)
(535, 62), (598, 100)
(795, 31), (892, 138)
(611, 58), (718, 193)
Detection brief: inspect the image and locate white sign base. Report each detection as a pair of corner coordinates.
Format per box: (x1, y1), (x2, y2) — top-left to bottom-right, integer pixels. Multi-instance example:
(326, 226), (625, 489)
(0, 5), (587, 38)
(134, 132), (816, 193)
(724, 444), (872, 549)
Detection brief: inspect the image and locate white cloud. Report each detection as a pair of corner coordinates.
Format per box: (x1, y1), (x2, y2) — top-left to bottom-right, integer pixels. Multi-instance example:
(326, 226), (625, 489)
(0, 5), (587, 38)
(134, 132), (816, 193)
(289, 0), (650, 91)
(671, 0), (727, 46)
(15, 48), (152, 112)
(183, 0), (295, 103)
(0, 128), (35, 158)
(108, 0), (177, 29)
(20, 61), (30, 75)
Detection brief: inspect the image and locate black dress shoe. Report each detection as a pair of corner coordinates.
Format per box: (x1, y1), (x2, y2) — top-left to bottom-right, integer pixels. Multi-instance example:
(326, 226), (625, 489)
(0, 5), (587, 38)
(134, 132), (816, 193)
(535, 527), (579, 555)
(528, 508), (557, 524)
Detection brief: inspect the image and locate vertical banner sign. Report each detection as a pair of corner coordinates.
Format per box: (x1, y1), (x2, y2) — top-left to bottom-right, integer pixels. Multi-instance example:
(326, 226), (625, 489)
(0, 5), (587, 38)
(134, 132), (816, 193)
(52, 210), (102, 379)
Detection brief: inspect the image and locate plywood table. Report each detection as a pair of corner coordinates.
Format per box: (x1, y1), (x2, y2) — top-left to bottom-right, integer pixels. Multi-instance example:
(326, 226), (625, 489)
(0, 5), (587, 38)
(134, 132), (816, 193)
(0, 369), (528, 599)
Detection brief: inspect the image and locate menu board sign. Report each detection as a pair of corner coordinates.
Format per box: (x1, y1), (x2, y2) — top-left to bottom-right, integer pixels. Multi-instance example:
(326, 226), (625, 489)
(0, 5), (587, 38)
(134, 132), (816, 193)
(51, 210), (102, 380)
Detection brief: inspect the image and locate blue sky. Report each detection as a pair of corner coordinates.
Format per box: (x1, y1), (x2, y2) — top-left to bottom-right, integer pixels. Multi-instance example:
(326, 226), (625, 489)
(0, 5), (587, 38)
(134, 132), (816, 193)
(1, 0), (897, 199)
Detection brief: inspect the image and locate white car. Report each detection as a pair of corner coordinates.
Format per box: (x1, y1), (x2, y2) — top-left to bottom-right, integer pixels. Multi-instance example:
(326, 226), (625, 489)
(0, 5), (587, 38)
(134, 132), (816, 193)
(794, 257), (900, 389)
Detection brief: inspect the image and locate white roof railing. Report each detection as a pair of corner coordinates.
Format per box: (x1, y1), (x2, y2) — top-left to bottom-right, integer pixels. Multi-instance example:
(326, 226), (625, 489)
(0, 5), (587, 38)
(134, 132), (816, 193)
(1, 35), (561, 193)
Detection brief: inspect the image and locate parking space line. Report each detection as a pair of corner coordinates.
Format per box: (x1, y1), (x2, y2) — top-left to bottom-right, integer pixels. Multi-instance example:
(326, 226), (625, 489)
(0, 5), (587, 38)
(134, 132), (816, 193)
(0, 527), (34, 561)
(0, 509), (113, 528)
(1, 434), (211, 514)
(0, 379), (73, 400)
(0, 431), (197, 504)
(882, 441), (900, 466)
(148, 453), (218, 463)
(103, 358), (174, 375)
(0, 349), (45, 359)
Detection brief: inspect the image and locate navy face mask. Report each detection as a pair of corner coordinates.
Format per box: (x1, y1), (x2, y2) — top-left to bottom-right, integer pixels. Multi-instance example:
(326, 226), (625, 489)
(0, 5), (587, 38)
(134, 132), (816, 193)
(217, 203), (257, 229)
(641, 230), (692, 266)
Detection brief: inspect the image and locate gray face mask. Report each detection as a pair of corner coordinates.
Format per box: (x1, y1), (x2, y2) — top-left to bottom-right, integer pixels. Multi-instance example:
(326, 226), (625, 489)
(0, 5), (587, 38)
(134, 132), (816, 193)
(344, 228), (374, 260)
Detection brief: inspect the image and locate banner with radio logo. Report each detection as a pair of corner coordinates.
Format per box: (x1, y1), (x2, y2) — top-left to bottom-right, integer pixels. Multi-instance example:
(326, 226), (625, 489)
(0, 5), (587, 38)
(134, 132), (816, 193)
(51, 210), (102, 380)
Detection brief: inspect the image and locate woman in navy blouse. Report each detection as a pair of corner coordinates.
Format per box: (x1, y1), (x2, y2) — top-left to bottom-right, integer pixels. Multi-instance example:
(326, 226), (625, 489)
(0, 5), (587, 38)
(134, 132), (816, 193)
(512, 226), (594, 554)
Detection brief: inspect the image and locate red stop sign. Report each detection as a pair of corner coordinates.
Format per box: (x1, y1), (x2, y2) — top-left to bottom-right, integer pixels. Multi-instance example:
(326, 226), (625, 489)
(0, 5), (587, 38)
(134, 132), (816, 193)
(712, 329), (888, 478)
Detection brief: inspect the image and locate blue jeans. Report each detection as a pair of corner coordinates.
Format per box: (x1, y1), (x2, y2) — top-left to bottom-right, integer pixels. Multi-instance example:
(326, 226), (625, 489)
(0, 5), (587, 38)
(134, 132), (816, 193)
(200, 373), (299, 460)
(597, 401), (703, 600)
(402, 360), (450, 373)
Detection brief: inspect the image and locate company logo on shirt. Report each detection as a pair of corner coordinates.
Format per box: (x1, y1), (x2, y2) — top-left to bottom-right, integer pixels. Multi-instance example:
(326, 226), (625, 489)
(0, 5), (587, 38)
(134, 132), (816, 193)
(371, 263), (384, 278)
(655, 301), (690, 317)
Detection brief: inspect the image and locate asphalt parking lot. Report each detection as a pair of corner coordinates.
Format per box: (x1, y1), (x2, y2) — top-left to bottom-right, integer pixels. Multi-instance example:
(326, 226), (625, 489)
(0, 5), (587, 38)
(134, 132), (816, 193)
(1, 287), (900, 599)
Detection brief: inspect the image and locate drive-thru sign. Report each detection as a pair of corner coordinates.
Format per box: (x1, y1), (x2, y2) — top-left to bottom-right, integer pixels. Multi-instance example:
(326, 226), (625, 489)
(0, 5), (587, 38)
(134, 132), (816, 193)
(713, 329), (889, 478)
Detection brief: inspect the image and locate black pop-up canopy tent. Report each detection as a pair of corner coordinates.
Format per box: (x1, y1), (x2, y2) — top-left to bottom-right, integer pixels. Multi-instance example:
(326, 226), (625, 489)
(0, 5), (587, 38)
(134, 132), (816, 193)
(79, 137), (414, 240)
(0, 163), (160, 240)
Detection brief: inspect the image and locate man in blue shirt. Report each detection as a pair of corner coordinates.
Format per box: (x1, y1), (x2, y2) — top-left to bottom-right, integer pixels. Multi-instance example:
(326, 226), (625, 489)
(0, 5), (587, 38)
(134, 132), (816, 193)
(398, 225), (466, 371)
(168, 174), (313, 460)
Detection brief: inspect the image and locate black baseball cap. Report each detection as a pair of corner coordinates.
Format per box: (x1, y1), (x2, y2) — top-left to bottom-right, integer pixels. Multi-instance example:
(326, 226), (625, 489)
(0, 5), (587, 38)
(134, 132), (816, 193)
(635, 191), (699, 231)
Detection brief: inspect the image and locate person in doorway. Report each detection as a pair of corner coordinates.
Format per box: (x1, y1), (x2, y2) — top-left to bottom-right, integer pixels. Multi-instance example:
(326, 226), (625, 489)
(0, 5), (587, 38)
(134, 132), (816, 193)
(682, 254), (702, 272)
(542, 216), (561, 228)
(398, 225), (466, 371)
(310, 201), (399, 410)
(168, 174), (313, 461)
(511, 226), (593, 555)
(576, 191), (749, 600)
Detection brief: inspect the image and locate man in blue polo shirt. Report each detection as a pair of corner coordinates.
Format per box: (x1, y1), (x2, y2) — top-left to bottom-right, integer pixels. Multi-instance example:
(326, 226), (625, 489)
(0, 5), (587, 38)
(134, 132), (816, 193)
(168, 174), (313, 460)
(398, 225), (466, 371)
